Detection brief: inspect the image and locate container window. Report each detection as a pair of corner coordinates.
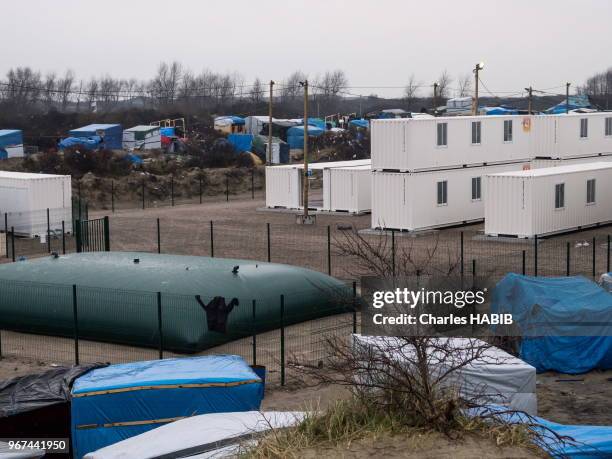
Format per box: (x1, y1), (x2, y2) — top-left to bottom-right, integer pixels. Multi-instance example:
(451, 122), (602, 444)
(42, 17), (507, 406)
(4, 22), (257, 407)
(437, 123), (448, 147)
(437, 180), (448, 205)
(471, 121), (481, 145)
(587, 179), (596, 204)
(471, 177), (481, 200)
(605, 117), (612, 137)
(555, 183), (565, 209)
(580, 118), (588, 138)
(503, 120), (513, 142)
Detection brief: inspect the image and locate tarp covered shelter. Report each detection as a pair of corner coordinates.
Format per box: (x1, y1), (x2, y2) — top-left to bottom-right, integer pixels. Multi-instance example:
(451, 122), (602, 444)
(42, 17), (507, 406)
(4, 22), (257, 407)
(353, 334), (537, 415)
(228, 133), (254, 153)
(0, 129), (24, 159)
(482, 106), (519, 115)
(69, 124), (123, 149)
(84, 411), (303, 459)
(491, 274), (612, 374)
(286, 125), (325, 149)
(348, 119), (369, 129)
(545, 95), (592, 114)
(71, 355), (263, 459)
(122, 125), (161, 150)
(58, 135), (103, 150)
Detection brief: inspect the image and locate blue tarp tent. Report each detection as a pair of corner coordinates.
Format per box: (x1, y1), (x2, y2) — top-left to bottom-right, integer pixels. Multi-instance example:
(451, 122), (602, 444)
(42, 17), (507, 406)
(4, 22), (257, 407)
(545, 95), (592, 114)
(286, 125), (325, 149)
(491, 274), (612, 374)
(71, 355), (263, 458)
(228, 133), (254, 153)
(349, 119), (369, 129)
(0, 129), (24, 159)
(160, 127), (175, 137)
(482, 106), (519, 115)
(216, 116), (245, 126)
(69, 124), (123, 149)
(58, 136), (103, 150)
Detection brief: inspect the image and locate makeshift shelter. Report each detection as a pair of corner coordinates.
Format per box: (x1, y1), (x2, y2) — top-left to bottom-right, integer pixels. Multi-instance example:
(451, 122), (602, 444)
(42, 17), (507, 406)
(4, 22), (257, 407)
(58, 135), (103, 150)
(214, 116), (245, 134)
(0, 252), (349, 352)
(348, 119), (369, 130)
(71, 355), (263, 459)
(84, 411), (303, 459)
(545, 95), (591, 114)
(69, 124), (123, 150)
(491, 273), (612, 374)
(0, 129), (24, 159)
(286, 125), (325, 149)
(228, 133), (254, 153)
(122, 125), (161, 150)
(353, 335), (537, 415)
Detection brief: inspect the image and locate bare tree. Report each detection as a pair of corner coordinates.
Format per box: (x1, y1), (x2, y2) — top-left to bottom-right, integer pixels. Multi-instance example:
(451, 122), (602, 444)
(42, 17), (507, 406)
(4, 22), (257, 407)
(457, 73), (473, 98)
(56, 70), (75, 110)
(437, 70), (453, 100)
(280, 70), (307, 102)
(404, 74), (420, 108)
(250, 77), (263, 104)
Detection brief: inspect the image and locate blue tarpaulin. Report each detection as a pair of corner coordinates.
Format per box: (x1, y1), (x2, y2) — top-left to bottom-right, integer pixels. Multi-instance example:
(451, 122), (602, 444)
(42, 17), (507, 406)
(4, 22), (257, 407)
(349, 119), (369, 129)
(69, 124), (123, 149)
(287, 125), (325, 149)
(216, 116), (245, 126)
(545, 95), (592, 114)
(58, 136), (103, 150)
(71, 355), (263, 459)
(228, 133), (254, 153)
(491, 274), (612, 374)
(0, 129), (23, 147)
(482, 106), (519, 115)
(160, 127), (175, 137)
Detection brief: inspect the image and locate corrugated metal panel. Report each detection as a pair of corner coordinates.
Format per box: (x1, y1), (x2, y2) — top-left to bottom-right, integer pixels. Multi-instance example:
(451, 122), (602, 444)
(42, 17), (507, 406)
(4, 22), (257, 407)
(325, 166), (371, 213)
(265, 166), (300, 208)
(485, 162), (612, 237)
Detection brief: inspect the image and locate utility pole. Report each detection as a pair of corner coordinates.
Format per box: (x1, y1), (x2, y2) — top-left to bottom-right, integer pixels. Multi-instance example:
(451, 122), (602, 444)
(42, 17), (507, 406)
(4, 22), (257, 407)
(433, 82), (438, 114)
(525, 86), (533, 115)
(267, 80), (274, 164)
(566, 82), (571, 114)
(473, 62), (484, 115)
(302, 80), (310, 219)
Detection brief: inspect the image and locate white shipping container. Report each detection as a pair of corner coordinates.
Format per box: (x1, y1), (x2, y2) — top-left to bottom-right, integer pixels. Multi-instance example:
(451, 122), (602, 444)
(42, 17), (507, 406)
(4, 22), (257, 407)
(371, 162), (530, 231)
(0, 172), (72, 237)
(122, 126), (161, 151)
(322, 165), (371, 213)
(484, 162), (612, 238)
(530, 154), (612, 169)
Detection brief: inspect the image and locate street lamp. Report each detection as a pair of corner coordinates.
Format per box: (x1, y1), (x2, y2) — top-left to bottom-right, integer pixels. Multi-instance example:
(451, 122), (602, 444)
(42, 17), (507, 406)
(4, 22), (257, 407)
(473, 62), (484, 115)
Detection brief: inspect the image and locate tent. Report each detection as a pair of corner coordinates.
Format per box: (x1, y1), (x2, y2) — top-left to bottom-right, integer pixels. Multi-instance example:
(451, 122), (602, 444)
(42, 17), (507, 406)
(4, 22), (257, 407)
(482, 106), (519, 115)
(0, 129), (24, 159)
(228, 133), (254, 153)
(71, 355), (263, 459)
(69, 124), (123, 149)
(352, 335), (537, 415)
(545, 95), (591, 114)
(491, 274), (612, 374)
(58, 135), (103, 150)
(348, 119), (369, 129)
(84, 411), (303, 459)
(286, 125), (325, 149)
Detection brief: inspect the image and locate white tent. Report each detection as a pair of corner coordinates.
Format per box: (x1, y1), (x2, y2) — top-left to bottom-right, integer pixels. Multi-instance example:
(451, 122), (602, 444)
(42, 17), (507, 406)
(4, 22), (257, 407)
(352, 334), (537, 415)
(84, 411), (304, 459)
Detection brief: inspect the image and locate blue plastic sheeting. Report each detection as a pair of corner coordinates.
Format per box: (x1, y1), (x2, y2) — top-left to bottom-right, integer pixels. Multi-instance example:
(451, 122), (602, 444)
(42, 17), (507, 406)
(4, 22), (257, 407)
(470, 406), (612, 458)
(58, 136), (102, 150)
(69, 124), (123, 149)
(71, 355), (263, 459)
(491, 274), (612, 374)
(349, 119), (369, 129)
(228, 133), (254, 153)
(216, 116), (245, 125)
(482, 106), (519, 115)
(286, 125), (324, 137)
(0, 150), (7, 160)
(0, 129), (23, 147)
(546, 95), (591, 114)
(160, 127), (175, 137)
(126, 153), (143, 164)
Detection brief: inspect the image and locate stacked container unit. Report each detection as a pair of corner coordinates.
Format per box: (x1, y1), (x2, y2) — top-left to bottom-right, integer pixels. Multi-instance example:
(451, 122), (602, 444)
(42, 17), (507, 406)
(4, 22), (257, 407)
(69, 124), (123, 150)
(122, 125), (161, 150)
(0, 172), (72, 237)
(0, 129), (24, 159)
(484, 162), (612, 238)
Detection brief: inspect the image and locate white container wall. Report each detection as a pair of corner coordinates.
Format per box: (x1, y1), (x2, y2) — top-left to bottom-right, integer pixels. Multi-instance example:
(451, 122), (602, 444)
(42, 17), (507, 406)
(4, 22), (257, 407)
(0, 172), (72, 237)
(530, 154), (612, 169)
(122, 126), (161, 150)
(484, 162), (612, 238)
(265, 165), (301, 209)
(322, 165), (371, 213)
(371, 112), (612, 172)
(5, 145), (24, 159)
(371, 162), (530, 231)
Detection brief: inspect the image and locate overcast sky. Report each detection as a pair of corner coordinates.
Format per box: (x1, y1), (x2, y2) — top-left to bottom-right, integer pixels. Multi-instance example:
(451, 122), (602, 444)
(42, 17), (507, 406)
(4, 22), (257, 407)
(2, 0), (610, 97)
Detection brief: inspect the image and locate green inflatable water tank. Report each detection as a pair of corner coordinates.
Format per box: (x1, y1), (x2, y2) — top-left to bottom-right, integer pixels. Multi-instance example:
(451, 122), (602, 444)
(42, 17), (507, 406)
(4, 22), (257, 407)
(0, 252), (351, 352)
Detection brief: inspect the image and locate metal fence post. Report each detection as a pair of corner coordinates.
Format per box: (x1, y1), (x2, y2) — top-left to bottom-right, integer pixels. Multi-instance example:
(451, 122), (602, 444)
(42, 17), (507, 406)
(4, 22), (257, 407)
(266, 223), (271, 262)
(608, 235), (611, 273)
(391, 229), (396, 278)
(327, 225), (331, 275)
(592, 236), (596, 278)
(157, 218), (161, 254)
(199, 176), (203, 204)
(171, 175), (174, 207)
(460, 231), (464, 275)
(75, 220), (82, 253)
(251, 169), (255, 199)
(111, 180), (115, 213)
(46, 208), (51, 253)
(252, 300), (257, 366)
(280, 294), (285, 386)
(142, 180), (145, 210)
(352, 281), (357, 334)
(103, 216), (110, 252)
(225, 174), (229, 202)
(73, 284), (79, 365)
(521, 250), (526, 275)
(534, 235), (538, 277)
(10, 227), (15, 262)
(157, 292), (163, 359)
(210, 221), (214, 257)
(78, 180), (82, 221)
(4, 214), (8, 259)
(566, 242), (571, 276)
(62, 221), (66, 255)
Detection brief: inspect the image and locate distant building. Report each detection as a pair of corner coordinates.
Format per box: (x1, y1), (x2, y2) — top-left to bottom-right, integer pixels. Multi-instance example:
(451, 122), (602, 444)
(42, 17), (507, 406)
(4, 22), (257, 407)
(0, 130), (24, 159)
(123, 125), (161, 150)
(68, 124), (123, 150)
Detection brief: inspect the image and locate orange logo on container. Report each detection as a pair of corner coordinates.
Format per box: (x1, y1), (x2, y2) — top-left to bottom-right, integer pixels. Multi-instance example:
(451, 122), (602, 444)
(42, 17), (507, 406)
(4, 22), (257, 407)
(522, 117), (531, 132)
(522, 164), (531, 171)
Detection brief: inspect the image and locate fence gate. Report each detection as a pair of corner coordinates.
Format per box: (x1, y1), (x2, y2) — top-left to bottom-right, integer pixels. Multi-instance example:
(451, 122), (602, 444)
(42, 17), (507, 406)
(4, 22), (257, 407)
(75, 216), (110, 253)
